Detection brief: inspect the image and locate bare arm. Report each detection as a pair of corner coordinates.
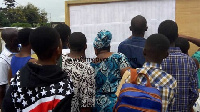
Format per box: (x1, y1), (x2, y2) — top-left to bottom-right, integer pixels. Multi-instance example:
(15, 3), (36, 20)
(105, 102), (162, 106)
(120, 67), (131, 77)
(179, 34), (200, 47)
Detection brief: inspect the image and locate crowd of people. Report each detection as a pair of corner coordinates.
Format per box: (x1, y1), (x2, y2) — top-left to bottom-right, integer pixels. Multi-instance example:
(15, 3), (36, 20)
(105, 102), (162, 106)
(0, 15), (199, 112)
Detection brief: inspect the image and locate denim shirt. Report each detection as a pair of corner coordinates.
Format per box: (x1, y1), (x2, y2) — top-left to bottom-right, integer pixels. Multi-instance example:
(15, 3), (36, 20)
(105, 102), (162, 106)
(118, 36), (146, 68)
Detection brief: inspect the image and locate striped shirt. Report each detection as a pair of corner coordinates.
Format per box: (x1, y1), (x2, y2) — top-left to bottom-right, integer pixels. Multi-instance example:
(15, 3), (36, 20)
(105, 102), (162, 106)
(162, 47), (198, 112)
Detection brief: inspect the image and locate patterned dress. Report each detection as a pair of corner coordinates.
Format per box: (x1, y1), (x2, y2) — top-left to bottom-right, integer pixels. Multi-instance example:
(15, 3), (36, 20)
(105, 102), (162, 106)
(62, 54), (95, 112)
(90, 53), (130, 112)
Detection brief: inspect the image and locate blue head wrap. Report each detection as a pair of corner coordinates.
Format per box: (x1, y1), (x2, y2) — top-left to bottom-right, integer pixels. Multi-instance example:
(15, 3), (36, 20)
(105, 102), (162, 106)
(93, 30), (112, 49)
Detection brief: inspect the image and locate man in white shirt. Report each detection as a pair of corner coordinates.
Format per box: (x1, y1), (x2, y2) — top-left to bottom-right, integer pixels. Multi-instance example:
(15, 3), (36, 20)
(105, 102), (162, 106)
(0, 28), (18, 109)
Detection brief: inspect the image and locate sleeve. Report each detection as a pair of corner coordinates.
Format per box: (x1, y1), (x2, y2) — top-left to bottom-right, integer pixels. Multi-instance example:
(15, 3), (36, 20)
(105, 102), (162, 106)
(119, 53), (131, 70)
(2, 85), (16, 112)
(189, 60), (199, 108)
(80, 66), (95, 108)
(0, 62), (9, 85)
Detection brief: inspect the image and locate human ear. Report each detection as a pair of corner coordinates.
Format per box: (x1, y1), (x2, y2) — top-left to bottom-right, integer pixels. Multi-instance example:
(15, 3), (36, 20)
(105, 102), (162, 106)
(85, 44), (87, 50)
(129, 26), (132, 31)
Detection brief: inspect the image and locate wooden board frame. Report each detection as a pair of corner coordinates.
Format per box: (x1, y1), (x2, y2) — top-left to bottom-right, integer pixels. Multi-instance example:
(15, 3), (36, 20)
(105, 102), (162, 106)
(65, 0), (133, 26)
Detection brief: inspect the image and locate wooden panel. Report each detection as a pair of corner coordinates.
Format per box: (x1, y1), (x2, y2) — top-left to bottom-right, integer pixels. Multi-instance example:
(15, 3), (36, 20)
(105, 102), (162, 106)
(176, 0), (200, 56)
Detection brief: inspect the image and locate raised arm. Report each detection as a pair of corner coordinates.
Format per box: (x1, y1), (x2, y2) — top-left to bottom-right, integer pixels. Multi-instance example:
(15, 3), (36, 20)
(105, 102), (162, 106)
(179, 34), (200, 47)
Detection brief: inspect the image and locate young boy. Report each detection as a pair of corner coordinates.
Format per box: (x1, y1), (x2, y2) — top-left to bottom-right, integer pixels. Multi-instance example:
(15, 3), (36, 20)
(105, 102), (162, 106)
(62, 32), (95, 112)
(116, 34), (177, 112)
(159, 20), (198, 111)
(0, 28), (19, 109)
(10, 28), (37, 79)
(2, 27), (73, 112)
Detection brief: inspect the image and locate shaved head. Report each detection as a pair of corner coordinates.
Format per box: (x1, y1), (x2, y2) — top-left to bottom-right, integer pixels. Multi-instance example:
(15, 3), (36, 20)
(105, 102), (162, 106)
(130, 15), (147, 35)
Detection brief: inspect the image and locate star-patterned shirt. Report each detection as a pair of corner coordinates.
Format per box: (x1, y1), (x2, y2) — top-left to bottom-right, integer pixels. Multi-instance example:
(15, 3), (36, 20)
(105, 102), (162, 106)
(6, 70), (74, 112)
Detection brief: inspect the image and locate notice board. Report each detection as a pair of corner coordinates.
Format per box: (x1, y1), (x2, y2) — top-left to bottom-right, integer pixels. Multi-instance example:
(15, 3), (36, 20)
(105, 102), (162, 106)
(65, 0), (176, 58)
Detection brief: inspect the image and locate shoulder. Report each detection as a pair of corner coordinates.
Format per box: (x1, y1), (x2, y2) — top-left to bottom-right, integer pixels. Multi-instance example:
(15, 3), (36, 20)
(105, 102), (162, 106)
(119, 38), (129, 46)
(151, 69), (177, 89)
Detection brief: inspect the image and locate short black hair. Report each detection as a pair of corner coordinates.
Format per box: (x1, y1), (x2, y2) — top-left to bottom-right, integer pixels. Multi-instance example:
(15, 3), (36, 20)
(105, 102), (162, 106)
(54, 23), (71, 48)
(1, 28), (18, 44)
(29, 27), (60, 60)
(158, 20), (178, 44)
(130, 15), (147, 35)
(69, 32), (86, 51)
(18, 28), (33, 46)
(145, 34), (170, 56)
(175, 37), (190, 54)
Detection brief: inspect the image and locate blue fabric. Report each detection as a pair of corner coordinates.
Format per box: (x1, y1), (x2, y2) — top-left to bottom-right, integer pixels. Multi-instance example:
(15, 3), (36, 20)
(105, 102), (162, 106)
(115, 82), (162, 112)
(162, 47), (198, 112)
(11, 55), (31, 77)
(118, 36), (146, 68)
(90, 53), (130, 112)
(93, 30), (112, 49)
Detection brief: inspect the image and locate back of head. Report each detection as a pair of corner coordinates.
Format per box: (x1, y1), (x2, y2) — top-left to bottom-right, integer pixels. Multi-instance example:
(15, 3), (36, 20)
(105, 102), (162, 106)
(18, 28), (33, 47)
(145, 34), (170, 63)
(54, 23), (71, 48)
(29, 27), (60, 60)
(69, 32), (86, 51)
(1, 28), (19, 51)
(1, 28), (18, 44)
(158, 20), (178, 44)
(130, 15), (147, 35)
(175, 37), (190, 54)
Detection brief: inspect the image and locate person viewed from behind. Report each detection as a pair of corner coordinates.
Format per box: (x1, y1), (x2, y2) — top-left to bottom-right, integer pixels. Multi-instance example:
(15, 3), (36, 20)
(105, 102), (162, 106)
(116, 34), (177, 112)
(54, 23), (71, 54)
(118, 15), (147, 68)
(175, 37), (199, 69)
(2, 27), (73, 112)
(62, 32), (95, 112)
(9, 28), (37, 79)
(91, 30), (130, 112)
(0, 28), (18, 109)
(158, 20), (198, 112)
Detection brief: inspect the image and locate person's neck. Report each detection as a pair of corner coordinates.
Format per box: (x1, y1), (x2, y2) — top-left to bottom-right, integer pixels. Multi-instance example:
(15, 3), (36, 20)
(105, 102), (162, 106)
(170, 43), (175, 47)
(36, 58), (57, 66)
(145, 58), (162, 64)
(132, 33), (144, 38)
(5, 45), (18, 53)
(69, 50), (85, 59)
(16, 46), (31, 57)
(97, 50), (109, 56)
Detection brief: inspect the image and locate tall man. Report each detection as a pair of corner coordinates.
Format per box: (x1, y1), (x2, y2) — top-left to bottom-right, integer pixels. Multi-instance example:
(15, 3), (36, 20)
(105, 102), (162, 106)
(118, 15), (147, 68)
(0, 28), (19, 108)
(158, 20), (198, 112)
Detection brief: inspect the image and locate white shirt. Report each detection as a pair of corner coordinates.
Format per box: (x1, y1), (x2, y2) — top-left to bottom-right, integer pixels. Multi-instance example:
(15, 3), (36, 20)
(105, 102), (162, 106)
(0, 47), (14, 85)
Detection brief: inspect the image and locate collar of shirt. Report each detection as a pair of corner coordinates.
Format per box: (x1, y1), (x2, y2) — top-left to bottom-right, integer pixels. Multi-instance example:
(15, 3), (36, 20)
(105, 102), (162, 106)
(1, 47), (15, 57)
(143, 62), (162, 69)
(168, 47), (182, 54)
(130, 36), (146, 41)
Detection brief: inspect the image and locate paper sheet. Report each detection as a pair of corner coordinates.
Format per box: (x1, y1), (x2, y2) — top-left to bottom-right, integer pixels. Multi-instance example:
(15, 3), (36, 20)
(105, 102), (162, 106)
(69, 0), (175, 58)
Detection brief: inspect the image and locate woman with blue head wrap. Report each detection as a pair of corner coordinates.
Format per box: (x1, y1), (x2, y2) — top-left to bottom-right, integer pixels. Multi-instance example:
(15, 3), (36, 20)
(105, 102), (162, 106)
(91, 30), (131, 112)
